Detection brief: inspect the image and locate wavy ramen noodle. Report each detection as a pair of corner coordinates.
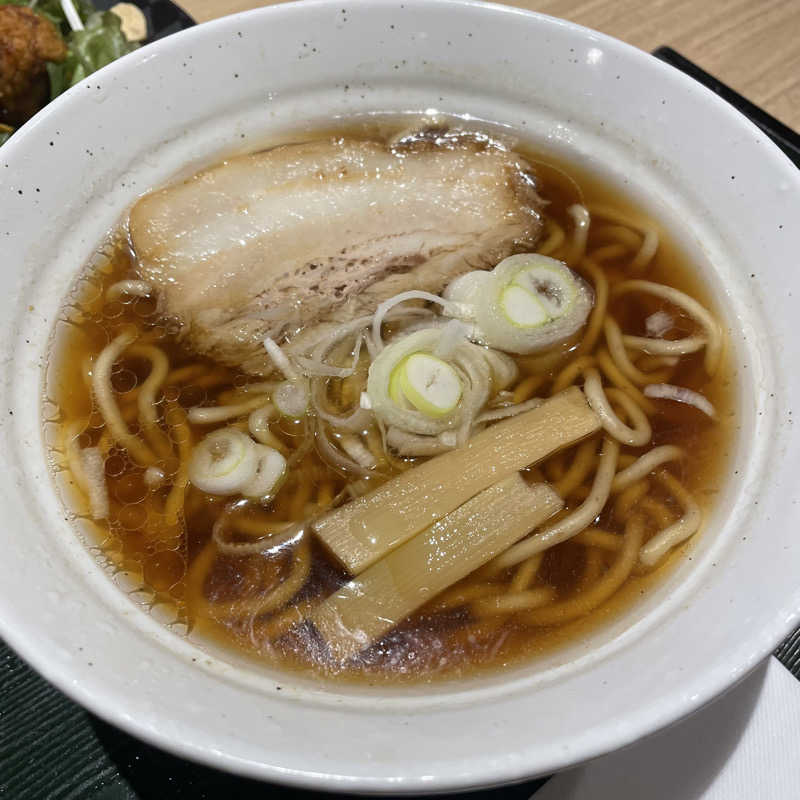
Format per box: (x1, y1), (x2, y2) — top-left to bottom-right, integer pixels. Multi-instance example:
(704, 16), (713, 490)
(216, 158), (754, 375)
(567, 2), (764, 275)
(46, 121), (733, 682)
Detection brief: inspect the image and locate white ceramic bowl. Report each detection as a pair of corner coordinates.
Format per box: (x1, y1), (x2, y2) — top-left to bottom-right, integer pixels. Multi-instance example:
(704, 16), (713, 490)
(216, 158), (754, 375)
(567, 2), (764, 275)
(1, 0), (799, 792)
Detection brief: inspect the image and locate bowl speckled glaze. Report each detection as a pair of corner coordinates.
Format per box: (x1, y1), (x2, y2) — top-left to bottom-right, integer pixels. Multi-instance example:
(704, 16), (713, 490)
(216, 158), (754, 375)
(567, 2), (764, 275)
(1, 0), (799, 792)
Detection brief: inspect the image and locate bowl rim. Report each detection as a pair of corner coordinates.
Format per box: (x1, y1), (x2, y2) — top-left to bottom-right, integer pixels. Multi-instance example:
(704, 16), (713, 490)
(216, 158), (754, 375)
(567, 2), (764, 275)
(2, 0), (800, 792)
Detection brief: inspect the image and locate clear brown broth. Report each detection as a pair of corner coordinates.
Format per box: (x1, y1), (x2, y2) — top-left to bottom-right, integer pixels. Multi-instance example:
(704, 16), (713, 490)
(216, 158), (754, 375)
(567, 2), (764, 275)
(46, 121), (735, 683)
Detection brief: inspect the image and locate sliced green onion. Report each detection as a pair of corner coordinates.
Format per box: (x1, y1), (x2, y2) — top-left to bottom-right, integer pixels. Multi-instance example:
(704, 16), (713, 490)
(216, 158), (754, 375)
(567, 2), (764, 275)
(263, 337), (300, 381)
(500, 285), (549, 328)
(339, 435), (377, 469)
(432, 318), (469, 360)
(385, 427), (458, 457)
(240, 444), (287, 499)
(443, 254), (593, 354)
(482, 349), (519, 390)
(80, 447), (109, 520)
(273, 379), (309, 418)
(512, 261), (578, 317)
(188, 429), (258, 495)
(388, 363), (411, 409)
(443, 271), (492, 312)
(367, 328), (486, 437)
(371, 290), (458, 350)
(394, 352), (463, 418)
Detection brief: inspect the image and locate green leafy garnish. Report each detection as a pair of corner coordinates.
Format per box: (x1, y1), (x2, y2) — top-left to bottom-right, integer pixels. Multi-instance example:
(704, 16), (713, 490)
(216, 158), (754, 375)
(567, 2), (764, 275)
(46, 11), (138, 98)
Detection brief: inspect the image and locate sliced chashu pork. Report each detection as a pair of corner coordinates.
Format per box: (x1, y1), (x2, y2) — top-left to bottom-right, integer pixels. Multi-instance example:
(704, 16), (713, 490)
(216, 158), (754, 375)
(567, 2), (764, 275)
(129, 132), (544, 374)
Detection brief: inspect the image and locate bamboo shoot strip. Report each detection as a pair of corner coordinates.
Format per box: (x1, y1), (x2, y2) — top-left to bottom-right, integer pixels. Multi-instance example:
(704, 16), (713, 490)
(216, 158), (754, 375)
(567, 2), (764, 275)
(313, 386), (599, 573)
(310, 477), (563, 661)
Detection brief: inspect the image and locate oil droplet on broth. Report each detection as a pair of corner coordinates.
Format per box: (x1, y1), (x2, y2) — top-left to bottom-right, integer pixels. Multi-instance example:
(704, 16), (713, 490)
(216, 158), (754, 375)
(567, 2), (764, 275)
(47, 120), (735, 684)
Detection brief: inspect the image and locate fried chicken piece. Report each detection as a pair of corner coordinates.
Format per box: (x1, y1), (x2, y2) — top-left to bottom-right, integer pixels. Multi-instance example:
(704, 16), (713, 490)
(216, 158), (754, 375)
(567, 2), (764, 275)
(0, 6), (66, 127)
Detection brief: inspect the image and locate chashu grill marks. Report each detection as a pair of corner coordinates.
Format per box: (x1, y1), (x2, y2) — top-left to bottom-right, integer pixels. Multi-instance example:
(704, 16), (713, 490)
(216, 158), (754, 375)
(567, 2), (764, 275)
(129, 132), (544, 374)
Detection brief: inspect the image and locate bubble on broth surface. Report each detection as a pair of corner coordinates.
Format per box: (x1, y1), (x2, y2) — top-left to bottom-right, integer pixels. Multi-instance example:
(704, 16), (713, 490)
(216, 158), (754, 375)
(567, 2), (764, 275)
(144, 550), (185, 593)
(86, 410), (106, 430)
(46, 122), (735, 684)
(104, 453), (128, 478)
(132, 296), (159, 318)
(110, 367), (138, 393)
(111, 472), (148, 505)
(102, 300), (125, 319)
(115, 503), (148, 531)
(178, 385), (206, 408)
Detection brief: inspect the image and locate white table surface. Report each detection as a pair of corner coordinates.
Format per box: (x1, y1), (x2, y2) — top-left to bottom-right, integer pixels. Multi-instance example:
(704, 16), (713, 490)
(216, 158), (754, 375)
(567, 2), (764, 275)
(535, 657), (800, 799)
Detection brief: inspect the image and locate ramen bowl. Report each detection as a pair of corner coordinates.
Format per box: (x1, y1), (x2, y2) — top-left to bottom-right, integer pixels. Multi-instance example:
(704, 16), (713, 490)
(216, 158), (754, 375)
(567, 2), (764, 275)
(1, 0), (799, 792)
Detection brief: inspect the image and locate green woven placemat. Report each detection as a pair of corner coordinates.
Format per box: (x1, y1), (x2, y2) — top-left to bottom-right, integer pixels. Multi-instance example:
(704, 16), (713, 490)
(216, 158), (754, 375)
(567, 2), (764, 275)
(774, 626), (800, 677)
(0, 639), (548, 799)
(3, 633), (798, 799)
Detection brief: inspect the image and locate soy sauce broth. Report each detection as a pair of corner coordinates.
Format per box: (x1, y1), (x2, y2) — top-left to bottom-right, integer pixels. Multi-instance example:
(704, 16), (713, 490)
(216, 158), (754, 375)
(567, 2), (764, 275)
(45, 120), (735, 684)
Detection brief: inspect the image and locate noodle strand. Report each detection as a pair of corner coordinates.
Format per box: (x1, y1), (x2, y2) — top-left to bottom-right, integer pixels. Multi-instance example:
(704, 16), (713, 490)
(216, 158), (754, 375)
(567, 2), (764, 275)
(639, 472), (701, 566)
(520, 514), (644, 626)
(583, 369), (652, 446)
(91, 329), (157, 466)
(489, 437), (619, 570)
(613, 280), (722, 374)
(127, 343), (173, 458)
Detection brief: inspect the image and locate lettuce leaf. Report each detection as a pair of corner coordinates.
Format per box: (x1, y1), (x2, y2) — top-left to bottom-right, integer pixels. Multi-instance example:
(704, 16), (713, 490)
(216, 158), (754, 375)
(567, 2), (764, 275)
(46, 11), (138, 99)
